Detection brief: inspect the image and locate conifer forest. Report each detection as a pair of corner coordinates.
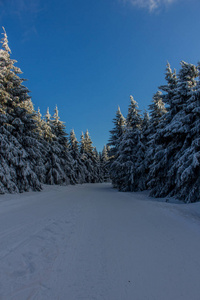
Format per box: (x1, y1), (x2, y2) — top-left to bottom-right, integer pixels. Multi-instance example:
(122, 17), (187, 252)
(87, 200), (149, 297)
(1, 28), (200, 203)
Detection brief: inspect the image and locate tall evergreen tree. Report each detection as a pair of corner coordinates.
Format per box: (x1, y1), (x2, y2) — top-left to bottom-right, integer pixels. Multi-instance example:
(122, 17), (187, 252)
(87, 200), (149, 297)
(0, 27), (42, 192)
(168, 62), (200, 202)
(159, 62), (177, 109)
(44, 106), (74, 185)
(146, 91), (167, 190)
(69, 129), (86, 183)
(83, 130), (98, 183)
(52, 106), (75, 184)
(149, 62), (198, 198)
(108, 106), (126, 184)
(80, 131), (91, 182)
(100, 145), (110, 182)
(138, 110), (150, 190)
(108, 106), (126, 160)
(79, 130), (99, 183)
(31, 108), (48, 183)
(111, 96), (143, 191)
(93, 147), (102, 183)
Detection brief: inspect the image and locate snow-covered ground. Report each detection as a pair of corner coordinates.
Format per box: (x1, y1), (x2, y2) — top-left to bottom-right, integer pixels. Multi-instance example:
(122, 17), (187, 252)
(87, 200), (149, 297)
(0, 183), (200, 300)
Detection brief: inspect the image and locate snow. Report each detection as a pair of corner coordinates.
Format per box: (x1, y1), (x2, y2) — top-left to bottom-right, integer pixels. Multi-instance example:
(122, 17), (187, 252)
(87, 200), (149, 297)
(0, 183), (200, 300)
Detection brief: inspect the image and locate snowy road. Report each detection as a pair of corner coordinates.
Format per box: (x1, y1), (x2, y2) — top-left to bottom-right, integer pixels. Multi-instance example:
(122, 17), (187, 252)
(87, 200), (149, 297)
(0, 183), (200, 300)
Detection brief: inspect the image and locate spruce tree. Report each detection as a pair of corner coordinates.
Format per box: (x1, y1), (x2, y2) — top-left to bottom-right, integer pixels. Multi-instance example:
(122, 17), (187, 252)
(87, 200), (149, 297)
(112, 96), (143, 191)
(108, 106), (126, 159)
(100, 145), (110, 182)
(52, 106), (75, 184)
(31, 108), (48, 183)
(80, 131), (90, 182)
(83, 130), (98, 183)
(79, 130), (99, 183)
(146, 91), (167, 191)
(44, 106), (74, 185)
(93, 147), (102, 183)
(108, 106), (126, 184)
(0, 27), (42, 192)
(159, 62), (177, 109)
(69, 129), (86, 183)
(149, 61), (198, 198)
(138, 110), (150, 190)
(169, 62), (200, 202)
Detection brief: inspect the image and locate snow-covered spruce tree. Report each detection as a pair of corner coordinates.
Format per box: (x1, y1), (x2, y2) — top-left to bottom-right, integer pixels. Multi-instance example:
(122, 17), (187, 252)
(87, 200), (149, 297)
(128, 96), (147, 191)
(147, 64), (177, 196)
(80, 130), (99, 183)
(29, 108), (49, 184)
(139, 110), (150, 190)
(0, 39), (16, 193)
(108, 106), (126, 186)
(93, 147), (102, 183)
(79, 131), (89, 182)
(69, 129), (86, 183)
(112, 96), (143, 191)
(43, 107), (74, 185)
(0, 27), (42, 192)
(0, 117), (21, 193)
(148, 91), (167, 129)
(52, 106), (75, 184)
(100, 145), (110, 182)
(168, 62), (200, 202)
(85, 131), (99, 183)
(145, 91), (167, 186)
(159, 62), (178, 109)
(98, 151), (104, 183)
(108, 106), (126, 159)
(149, 61), (198, 199)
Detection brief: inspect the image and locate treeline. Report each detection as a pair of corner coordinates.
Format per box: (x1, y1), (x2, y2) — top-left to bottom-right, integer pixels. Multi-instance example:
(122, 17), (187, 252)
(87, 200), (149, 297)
(0, 29), (109, 194)
(1, 28), (200, 203)
(108, 61), (200, 203)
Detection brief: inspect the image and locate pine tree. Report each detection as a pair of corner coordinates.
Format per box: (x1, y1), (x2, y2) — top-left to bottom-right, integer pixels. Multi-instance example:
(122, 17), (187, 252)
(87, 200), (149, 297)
(52, 106), (75, 184)
(79, 130), (98, 183)
(169, 62), (200, 202)
(146, 91), (167, 191)
(44, 106), (74, 185)
(108, 106), (126, 159)
(31, 108), (48, 183)
(111, 96), (143, 191)
(108, 106), (126, 184)
(126, 95), (142, 128)
(93, 147), (102, 183)
(69, 129), (86, 183)
(100, 145), (110, 182)
(159, 62), (177, 109)
(43, 107), (54, 142)
(0, 27), (42, 192)
(0, 125), (22, 193)
(149, 61), (198, 198)
(138, 110), (150, 190)
(84, 130), (98, 183)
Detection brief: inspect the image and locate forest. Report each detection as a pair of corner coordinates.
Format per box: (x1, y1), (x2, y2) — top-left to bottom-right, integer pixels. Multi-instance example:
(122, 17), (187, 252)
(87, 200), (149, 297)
(0, 28), (200, 203)
(0, 28), (109, 194)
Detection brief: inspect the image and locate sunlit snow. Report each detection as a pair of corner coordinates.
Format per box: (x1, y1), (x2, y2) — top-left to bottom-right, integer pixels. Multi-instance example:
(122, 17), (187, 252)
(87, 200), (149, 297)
(0, 183), (200, 300)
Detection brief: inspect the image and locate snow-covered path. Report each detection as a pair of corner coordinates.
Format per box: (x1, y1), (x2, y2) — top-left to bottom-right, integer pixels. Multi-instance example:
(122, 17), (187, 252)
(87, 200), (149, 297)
(0, 183), (200, 300)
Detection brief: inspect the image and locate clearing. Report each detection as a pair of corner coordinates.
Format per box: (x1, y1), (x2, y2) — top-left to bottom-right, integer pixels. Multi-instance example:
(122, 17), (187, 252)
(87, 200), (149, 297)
(0, 183), (200, 300)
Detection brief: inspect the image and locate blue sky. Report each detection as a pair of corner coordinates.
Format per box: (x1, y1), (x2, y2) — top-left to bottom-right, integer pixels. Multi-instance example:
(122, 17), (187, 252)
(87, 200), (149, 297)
(1, 0), (200, 151)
